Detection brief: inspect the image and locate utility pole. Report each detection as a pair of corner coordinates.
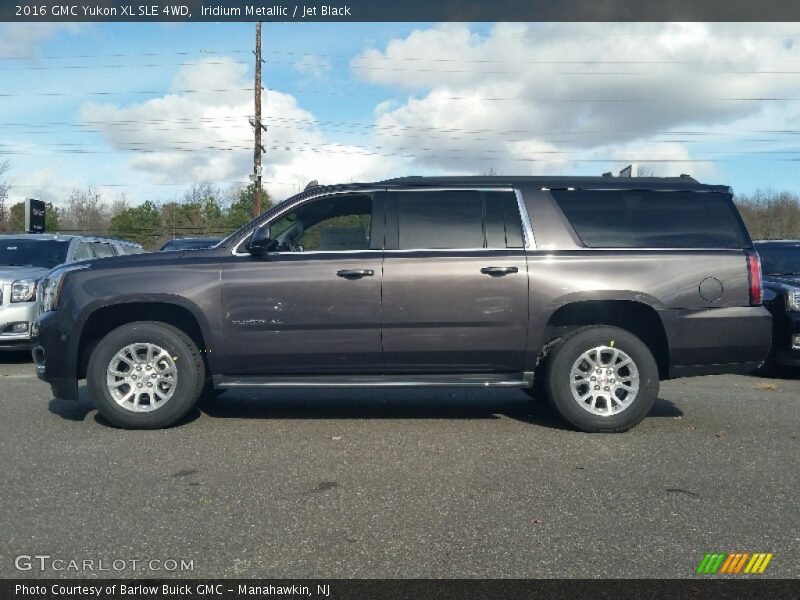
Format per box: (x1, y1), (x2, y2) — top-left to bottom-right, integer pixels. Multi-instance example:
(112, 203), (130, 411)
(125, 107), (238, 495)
(252, 21), (263, 218)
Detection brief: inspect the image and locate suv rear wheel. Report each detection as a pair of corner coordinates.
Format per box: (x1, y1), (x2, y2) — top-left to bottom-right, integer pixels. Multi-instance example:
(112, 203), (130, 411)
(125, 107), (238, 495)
(543, 326), (658, 433)
(87, 321), (205, 429)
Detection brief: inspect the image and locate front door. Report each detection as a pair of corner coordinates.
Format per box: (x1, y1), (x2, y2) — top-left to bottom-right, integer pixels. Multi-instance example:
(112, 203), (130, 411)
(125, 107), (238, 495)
(381, 189), (529, 375)
(219, 192), (384, 376)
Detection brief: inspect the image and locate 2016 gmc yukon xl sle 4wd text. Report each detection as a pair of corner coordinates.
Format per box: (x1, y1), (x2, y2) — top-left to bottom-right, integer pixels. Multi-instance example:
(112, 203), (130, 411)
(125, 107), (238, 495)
(32, 176), (772, 432)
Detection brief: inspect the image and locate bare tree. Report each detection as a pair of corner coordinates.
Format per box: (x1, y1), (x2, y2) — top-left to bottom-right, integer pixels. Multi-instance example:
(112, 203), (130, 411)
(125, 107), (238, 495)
(0, 160), (10, 232)
(61, 187), (110, 234)
(735, 190), (800, 240)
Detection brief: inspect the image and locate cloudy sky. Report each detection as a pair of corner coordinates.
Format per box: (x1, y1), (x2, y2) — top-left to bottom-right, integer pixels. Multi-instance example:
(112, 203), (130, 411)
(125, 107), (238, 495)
(3, 21), (800, 206)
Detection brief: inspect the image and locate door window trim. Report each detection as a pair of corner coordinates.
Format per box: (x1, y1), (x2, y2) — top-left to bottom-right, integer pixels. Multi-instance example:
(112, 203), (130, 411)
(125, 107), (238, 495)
(231, 186), (536, 256)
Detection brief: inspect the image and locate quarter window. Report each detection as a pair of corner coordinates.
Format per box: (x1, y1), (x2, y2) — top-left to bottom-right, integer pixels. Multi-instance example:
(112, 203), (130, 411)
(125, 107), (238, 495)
(551, 190), (748, 249)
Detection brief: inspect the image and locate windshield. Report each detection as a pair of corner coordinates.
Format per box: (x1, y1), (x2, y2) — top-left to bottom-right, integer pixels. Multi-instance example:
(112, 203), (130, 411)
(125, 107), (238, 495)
(756, 245), (800, 276)
(0, 239), (70, 269)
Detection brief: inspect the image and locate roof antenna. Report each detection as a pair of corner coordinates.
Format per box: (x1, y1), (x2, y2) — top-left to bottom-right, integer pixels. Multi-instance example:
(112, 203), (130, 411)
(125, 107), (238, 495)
(305, 180), (319, 190)
(618, 164), (638, 178)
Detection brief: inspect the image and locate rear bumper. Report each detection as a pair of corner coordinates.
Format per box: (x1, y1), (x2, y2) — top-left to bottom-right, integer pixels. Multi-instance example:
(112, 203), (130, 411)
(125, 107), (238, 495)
(32, 311), (79, 401)
(660, 305), (772, 379)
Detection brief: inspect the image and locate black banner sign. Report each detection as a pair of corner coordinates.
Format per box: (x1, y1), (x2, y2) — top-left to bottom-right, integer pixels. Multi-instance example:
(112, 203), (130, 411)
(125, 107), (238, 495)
(3, 579), (800, 600)
(5, 0), (800, 22)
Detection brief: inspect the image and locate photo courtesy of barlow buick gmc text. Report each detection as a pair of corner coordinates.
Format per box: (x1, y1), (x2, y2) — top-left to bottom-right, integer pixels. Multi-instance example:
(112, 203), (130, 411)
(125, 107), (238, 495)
(0, 2), (799, 599)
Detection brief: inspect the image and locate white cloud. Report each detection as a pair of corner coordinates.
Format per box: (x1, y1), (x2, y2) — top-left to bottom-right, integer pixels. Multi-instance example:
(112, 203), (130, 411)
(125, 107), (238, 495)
(80, 57), (397, 197)
(0, 23), (84, 59)
(354, 23), (800, 177)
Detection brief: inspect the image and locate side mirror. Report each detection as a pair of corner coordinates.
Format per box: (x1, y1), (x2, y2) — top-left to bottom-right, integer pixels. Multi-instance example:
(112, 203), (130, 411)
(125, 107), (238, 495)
(246, 225), (274, 257)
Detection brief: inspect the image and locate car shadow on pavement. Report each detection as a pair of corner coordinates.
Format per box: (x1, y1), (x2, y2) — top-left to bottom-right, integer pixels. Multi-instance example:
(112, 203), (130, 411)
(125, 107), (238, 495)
(48, 385), (682, 430)
(197, 389), (683, 431)
(0, 351), (34, 364)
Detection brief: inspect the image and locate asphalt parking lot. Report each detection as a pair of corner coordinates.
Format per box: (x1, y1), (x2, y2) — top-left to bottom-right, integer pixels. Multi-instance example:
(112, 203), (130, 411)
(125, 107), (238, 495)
(0, 352), (797, 579)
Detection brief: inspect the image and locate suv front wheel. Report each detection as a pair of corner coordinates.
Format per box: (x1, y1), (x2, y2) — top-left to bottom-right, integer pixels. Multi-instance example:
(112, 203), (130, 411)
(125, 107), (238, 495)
(87, 321), (205, 429)
(543, 326), (659, 433)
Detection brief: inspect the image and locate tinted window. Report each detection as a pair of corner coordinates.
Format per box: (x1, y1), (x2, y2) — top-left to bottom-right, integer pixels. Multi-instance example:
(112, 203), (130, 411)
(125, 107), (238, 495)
(756, 244), (800, 275)
(393, 190), (523, 250)
(485, 192), (524, 248)
(0, 239), (69, 268)
(91, 242), (116, 258)
(552, 191), (747, 249)
(395, 191), (484, 249)
(269, 194), (373, 252)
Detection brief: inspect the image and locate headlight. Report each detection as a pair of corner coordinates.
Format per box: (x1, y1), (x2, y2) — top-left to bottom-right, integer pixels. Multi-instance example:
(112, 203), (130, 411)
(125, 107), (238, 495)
(39, 264), (89, 313)
(787, 289), (800, 312)
(39, 275), (64, 313)
(11, 279), (37, 303)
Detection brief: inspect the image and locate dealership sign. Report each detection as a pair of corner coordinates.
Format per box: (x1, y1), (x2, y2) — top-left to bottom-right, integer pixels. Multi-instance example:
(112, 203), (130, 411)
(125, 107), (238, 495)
(25, 198), (46, 233)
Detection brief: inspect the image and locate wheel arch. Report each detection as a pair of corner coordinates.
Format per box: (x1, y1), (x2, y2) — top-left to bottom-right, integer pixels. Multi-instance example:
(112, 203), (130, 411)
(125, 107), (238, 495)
(539, 298), (670, 379)
(76, 298), (211, 380)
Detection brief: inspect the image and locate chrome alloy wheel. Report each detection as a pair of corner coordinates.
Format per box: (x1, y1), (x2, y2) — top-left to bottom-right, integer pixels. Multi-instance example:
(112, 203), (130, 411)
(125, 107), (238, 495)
(569, 345), (639, 416)
(106, 343), (178, 412)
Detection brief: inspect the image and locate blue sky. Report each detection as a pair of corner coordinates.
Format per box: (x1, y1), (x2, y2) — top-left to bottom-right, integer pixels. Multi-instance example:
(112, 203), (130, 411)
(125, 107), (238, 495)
(2, 22), (800, 207)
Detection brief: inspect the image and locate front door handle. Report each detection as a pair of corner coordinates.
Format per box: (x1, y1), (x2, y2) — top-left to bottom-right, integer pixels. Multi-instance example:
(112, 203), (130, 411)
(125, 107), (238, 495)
(481, 266), (519, 276)
(337, 269), (375, 279)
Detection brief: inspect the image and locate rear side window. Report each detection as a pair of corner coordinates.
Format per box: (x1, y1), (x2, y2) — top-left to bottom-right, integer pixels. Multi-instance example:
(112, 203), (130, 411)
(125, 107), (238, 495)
(390, 190), (524, 250)
(90, 242), (116, 257)
(552, 191), (747, 249)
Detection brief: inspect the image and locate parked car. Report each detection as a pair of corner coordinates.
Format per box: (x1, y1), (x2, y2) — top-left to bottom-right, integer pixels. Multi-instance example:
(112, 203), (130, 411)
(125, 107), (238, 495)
(0, 234), (142, 351)
(32, 176), (771, 431)
(754, 240), (800, 368)
(159, 237), (222, 251)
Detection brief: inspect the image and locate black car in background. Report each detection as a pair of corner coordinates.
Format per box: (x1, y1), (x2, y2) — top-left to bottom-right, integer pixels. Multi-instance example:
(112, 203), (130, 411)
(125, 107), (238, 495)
(754, 240), (800, 368)
(159, 237), (222, 251)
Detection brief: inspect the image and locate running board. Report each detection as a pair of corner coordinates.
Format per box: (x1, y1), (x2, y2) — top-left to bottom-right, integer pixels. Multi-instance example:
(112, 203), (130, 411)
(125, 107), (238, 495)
(214, 372), (534, 389)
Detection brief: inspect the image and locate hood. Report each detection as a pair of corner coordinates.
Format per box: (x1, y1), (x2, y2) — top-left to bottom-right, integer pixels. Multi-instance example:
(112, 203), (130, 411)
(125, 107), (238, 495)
(763, 274), (800, 289)
(0, 265), (50, 283)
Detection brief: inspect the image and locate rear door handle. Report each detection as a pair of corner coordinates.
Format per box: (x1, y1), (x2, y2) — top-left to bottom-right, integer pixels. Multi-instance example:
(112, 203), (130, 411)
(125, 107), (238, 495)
(480, 266), (519, 276)
(337, 269), (375, 279)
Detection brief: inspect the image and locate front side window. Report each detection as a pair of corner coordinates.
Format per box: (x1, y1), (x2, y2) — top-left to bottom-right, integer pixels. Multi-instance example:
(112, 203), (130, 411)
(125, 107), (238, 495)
(268, 194), (374, 252)
(391, 190), (524, 250)
(73, 242), (93, 261)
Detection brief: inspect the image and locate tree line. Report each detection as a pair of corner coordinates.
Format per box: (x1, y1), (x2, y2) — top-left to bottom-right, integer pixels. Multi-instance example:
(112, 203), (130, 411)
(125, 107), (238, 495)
(0, 172), (271, 250)
(1, 160), (800, 248)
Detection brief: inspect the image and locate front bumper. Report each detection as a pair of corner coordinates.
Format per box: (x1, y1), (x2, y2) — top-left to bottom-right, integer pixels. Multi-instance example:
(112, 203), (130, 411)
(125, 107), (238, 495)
(771, 311), (800, 367)
(32, 310), (79, 401)
(0, 300), (38, 350)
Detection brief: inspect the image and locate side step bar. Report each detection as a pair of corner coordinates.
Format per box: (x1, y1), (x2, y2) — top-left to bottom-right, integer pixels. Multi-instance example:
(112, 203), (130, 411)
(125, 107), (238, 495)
(215, 372), (534, 389)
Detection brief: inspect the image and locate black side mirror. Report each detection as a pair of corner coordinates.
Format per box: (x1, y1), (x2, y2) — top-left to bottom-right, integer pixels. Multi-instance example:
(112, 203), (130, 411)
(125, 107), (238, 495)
(246, 225), (274, 257)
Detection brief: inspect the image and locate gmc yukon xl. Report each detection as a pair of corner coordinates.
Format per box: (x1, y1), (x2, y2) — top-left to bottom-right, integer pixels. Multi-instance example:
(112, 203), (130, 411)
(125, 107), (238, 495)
(32, 176), (772, 432)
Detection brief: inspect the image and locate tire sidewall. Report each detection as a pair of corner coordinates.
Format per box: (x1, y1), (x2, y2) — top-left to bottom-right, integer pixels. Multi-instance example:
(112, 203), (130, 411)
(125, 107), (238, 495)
(87, 323), (201, 429)
(545, 326), (659, 433)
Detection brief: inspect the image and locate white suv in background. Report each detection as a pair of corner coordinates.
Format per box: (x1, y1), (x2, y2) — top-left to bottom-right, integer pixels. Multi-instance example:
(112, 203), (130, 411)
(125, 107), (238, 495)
(0, 234), (143, 351)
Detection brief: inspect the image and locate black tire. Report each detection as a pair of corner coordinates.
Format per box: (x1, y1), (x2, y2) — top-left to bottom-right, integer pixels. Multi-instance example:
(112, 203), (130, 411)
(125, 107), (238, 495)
(543, 326), (659, 433)
(87, 321), (205, 429)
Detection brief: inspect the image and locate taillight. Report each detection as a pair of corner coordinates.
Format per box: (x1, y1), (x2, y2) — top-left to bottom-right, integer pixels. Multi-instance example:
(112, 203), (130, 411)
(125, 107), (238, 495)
(746, 250), (762, 305)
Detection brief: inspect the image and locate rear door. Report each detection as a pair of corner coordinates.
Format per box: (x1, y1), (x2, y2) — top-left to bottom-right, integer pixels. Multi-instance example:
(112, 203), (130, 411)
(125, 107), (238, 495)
(381, 188), (530, 375)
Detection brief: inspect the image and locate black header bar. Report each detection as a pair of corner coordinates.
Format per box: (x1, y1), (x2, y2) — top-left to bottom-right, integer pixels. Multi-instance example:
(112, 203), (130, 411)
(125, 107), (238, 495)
(5, 0), (800, 22)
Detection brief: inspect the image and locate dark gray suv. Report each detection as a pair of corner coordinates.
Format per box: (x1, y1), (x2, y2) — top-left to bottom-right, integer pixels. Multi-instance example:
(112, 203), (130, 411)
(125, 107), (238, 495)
(32, 176), (772, 432)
